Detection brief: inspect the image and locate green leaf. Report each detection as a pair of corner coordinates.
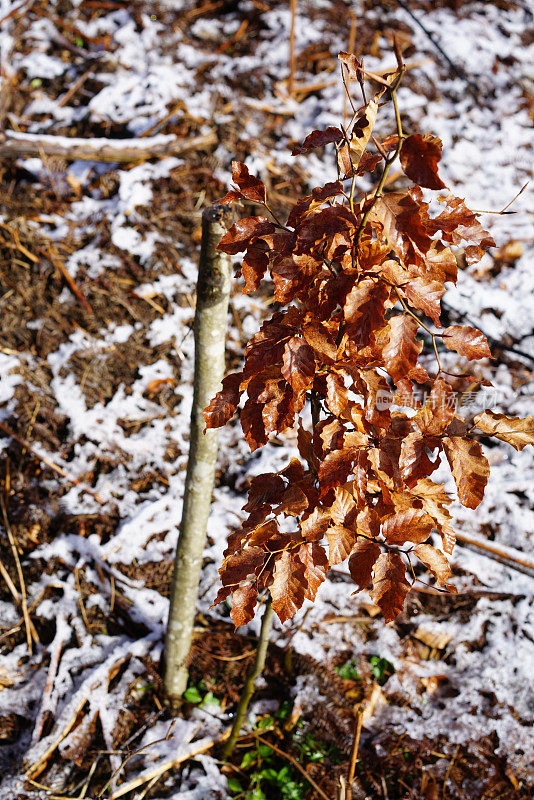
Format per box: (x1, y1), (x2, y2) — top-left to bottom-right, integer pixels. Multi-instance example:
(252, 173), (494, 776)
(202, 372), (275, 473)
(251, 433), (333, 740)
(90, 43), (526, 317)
(369, 655), (394, 683)
(240, 751), (257, 769)
(256, 715), (274, 730)
(335, 659), (360, 681)
(260, 768), (279, 782)
(246, 789), (266, 800)
(257, 743), (273, 758)
(227, 777), (243, 793)
(183, 686), (202, 704)
(282, 782), (305, 800)
(200, 691), (220, 707)
(277, 766), (292, 782)
(275, 700), (292, 719)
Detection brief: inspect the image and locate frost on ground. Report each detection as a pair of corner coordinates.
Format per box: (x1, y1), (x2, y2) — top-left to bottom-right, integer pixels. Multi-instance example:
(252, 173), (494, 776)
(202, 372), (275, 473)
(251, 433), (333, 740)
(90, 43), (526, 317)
(0, 0), (532, 798)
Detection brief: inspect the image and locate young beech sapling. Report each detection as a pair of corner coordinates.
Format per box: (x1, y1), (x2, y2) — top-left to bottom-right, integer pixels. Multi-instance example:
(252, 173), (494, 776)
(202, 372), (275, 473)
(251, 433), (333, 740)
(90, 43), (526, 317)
(205, 50), (534, 629)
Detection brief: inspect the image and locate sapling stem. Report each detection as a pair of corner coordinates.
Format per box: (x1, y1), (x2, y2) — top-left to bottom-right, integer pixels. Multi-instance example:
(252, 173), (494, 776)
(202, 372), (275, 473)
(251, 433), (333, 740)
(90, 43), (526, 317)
(222, 597), (274, 758)
(163, 204), (233, 707)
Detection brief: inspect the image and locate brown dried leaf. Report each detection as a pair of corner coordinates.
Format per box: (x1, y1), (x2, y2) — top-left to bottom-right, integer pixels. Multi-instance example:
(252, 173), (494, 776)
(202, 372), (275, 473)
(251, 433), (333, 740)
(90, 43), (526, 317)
(442, 325), (491, 360)
(411, 479), (456, 554)
(382, 316), (423, 384)
(400, 431), (438, 486)
(348, 96), (380, 172)
(292, 126), (345, 156)
(298, 542), (328, 601)
(244, 473), (285, 511)
(218, 217), (275, 255)
(443, 436), (489, 509)
(302, 320), (337, 364)
(282, 336), (316, 395)
(348, 539), (381, 590)
(400, 133), (446, 190)
(300, 507), (331, 541)
(370, 552), (411, 622)
(327, 524), (357, 566)
(274, 484), (309, 517)
(326, 370), (348, 416)
(413, 543), (451, 587)
(241, 400), (268, 452)
(356, 506), (381, 539)
(381, 508), (434, 545)
(431, 194), (495, 265)
(231, 582), (258, 627)
(204, 372), (243, 429)
(473, 411), (534, 451)
(414, 377), (456, 436)
(270, 549), (306, 623)
(230, 161), (266, 202)
(318, 447), (355, 492)
(215, 546), (266, 606)
(331, 486), (359, 527)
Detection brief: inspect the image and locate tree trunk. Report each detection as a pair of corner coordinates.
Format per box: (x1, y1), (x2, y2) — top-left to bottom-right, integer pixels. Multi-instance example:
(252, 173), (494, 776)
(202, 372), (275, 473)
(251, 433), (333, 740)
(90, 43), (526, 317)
(163, 204), (233, 706)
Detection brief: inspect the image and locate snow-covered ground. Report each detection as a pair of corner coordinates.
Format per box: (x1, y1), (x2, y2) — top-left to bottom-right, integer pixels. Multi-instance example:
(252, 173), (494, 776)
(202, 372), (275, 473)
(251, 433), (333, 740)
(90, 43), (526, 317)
(0, 0), (532, 797)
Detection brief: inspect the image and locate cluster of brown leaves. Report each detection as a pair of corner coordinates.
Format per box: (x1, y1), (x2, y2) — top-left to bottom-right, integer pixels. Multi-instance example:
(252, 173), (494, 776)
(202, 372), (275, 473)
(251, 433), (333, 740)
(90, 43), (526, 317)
(205, 51), (534, 626)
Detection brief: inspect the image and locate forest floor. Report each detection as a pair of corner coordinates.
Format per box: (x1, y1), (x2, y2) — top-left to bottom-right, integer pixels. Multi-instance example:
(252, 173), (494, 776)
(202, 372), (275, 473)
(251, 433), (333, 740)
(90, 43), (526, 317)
(0, 0), (533, 798)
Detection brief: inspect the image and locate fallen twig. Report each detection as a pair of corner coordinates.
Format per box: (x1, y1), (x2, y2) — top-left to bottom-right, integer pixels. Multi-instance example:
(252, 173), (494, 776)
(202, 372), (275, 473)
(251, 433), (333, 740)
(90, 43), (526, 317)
(0, 420), (106, 503)
(37, 246), (93, 313)
(31, 622), (65, 744)
(108, 731), (230, 799)
(0, 130), (217, 163)
(0, 495), (36, 653)
(288, 0), (298, 96)
(0, 552), (20, 603)
(25, 697), (88, 780)
(395, 0), (480, 98)
(455, 532), (534, 578)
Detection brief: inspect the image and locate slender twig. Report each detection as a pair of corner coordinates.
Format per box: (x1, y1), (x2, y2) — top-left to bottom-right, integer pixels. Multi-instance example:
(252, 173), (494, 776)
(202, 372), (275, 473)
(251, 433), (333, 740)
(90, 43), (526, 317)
(341, 64), (358, 116)
(455, 532), (534, 578)
(0, 495), (35, 653)
(394, 0), (479, 97)
(343, 14), (358, 124)
(0, 420), (106, 503)
(288, 0), (297, 96)
(354, 69), (405, 248)
(107, 731), (228, 800)
(263, 201), (291, 231)
(348, 710), (363, 783)
(222, 597), (274, 758)
(499, 181), (528, 214)
(393, 289), (443, 373)
(97, 723), (176, 798)
(442, 744), (460, 799)
(0, 554), (20, 603)
(31, 627), (65, 744)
